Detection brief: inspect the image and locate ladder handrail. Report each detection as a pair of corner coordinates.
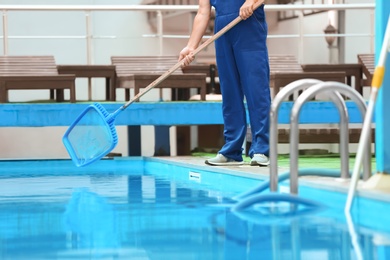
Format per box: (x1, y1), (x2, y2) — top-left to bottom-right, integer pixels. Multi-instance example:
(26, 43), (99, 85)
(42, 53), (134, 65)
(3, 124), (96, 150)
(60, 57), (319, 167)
(289, 82), (371, 194)
(269, 79), (323, 192)
(269, 79), (354, 193)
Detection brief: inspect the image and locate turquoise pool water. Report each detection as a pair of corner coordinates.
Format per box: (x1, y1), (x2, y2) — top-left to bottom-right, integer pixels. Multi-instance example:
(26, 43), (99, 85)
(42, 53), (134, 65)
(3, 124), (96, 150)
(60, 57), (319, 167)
(0, 158), (389, 260)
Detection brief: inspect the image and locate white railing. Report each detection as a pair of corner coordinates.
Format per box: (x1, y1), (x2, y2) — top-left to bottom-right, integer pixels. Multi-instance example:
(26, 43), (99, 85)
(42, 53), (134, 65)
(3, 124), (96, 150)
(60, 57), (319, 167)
(0, 3), (375, 64)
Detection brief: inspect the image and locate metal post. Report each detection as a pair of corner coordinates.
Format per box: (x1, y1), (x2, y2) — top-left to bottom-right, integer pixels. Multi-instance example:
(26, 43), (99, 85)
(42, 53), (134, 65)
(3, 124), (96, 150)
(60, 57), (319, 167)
(86, 11), (92, 100)
(370, 9), (375, 54)
(2, 10), (8, 55)
(157, 10), (163, 55)
(298, 11), (304, 63)
(157, 10), (164, 101)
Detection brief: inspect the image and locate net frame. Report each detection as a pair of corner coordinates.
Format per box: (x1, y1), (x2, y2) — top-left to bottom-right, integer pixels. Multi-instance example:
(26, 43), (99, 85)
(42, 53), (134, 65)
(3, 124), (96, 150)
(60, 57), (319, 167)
(63, 103), (118, 167)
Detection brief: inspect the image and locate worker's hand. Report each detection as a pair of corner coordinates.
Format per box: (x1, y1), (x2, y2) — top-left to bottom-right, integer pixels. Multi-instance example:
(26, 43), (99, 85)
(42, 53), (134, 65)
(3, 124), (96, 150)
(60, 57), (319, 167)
(179, 46), (195, 67)
(240, 0), (258, 20)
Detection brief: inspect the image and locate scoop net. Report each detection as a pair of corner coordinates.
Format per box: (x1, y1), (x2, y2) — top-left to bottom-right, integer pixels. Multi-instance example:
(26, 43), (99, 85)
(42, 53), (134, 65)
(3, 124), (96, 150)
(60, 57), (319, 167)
(63, 103), (118, 167)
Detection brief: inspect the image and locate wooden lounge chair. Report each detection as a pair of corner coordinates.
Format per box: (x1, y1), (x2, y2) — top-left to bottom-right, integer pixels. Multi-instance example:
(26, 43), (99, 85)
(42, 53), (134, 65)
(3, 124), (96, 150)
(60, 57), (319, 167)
(57, 64), (116, 101)
(0, 55), (76, 103)
(182, 63), (220, 94)
(111, 56), (207, 101)
(269, 55), (346, 98)
(301, 63), (363, 95)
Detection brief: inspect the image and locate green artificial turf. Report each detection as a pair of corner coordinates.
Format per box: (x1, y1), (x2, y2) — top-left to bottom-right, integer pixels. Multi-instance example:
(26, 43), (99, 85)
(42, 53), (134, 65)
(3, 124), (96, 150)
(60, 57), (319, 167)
(192, 152), (376, 170)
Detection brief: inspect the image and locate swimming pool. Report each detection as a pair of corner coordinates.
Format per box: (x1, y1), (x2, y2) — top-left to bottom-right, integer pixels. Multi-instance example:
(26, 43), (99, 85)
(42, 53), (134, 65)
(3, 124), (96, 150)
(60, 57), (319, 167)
(0, 158), (389, 260)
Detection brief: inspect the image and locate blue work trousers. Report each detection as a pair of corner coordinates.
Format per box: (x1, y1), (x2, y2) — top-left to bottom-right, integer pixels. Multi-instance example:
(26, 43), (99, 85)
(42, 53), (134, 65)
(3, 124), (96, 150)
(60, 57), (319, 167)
(210, 0), (271, 161)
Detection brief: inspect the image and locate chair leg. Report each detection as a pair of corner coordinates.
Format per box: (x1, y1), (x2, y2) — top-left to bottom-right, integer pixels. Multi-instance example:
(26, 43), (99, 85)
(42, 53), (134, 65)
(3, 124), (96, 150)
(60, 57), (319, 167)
(70, 83), (76, 103)
(0, 82), (6, 103)
(50, 89), (55, 100)
(56, 89), (64, 102)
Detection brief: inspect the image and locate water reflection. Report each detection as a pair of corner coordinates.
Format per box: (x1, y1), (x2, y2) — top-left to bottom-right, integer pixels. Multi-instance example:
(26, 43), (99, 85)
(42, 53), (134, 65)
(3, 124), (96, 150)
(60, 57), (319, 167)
(63, 188), (118, 248)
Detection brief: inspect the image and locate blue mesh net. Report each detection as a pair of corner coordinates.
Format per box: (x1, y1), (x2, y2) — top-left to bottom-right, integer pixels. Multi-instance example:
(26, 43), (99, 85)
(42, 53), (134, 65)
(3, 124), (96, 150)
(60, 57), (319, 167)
(63, 104), (118, 167)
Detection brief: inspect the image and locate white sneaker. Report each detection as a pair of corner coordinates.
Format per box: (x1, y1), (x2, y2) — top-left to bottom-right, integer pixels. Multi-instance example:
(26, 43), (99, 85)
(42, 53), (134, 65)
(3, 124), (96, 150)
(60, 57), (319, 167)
(250, 154), (270, 166)
(205, 154), (244, 166)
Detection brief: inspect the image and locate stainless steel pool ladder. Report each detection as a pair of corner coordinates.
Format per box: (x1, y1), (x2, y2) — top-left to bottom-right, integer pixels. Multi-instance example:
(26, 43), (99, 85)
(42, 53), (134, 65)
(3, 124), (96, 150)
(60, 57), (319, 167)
(269, 79), (372, 194)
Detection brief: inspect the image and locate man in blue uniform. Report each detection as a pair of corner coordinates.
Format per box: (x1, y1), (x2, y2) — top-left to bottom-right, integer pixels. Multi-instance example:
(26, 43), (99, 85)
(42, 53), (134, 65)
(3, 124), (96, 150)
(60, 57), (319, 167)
(179, 0), (270, 166)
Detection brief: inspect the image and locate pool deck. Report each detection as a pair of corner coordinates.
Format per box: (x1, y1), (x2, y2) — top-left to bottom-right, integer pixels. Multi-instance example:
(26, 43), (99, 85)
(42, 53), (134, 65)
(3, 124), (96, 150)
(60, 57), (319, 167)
(157, 155), (390, 204)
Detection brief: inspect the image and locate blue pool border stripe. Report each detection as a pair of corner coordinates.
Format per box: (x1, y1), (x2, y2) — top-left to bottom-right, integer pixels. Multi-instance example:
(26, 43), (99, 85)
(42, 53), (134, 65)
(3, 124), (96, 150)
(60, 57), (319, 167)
(0, 101), (367, 127)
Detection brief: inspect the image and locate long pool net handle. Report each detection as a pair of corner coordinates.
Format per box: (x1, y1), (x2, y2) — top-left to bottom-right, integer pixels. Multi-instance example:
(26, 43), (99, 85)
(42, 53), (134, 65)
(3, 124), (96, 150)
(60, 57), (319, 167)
(64, 1), (264, 167)
(120, 1), (264, 111)
(345, 14), (390, 213)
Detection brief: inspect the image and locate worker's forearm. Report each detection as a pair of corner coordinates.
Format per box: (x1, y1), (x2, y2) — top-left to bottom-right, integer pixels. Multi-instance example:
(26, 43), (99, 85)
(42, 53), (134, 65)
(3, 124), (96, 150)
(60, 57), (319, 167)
(186, 13), (210, 50)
